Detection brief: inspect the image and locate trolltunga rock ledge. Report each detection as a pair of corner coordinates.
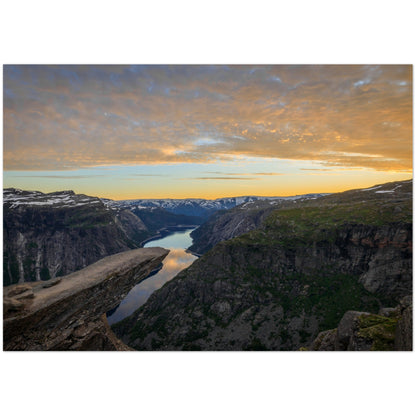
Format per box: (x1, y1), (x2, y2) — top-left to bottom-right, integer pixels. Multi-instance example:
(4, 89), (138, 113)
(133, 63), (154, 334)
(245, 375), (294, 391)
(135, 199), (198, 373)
(3, 247), (169, 351)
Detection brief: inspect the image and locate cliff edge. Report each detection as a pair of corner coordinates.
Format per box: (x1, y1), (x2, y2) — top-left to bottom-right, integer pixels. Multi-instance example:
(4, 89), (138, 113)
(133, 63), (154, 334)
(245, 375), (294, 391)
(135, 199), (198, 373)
(3, 247), (169, 351)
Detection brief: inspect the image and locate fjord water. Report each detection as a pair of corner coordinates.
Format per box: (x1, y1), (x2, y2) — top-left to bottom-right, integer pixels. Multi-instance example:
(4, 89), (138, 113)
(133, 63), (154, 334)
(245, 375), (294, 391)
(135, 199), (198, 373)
(107, 228), (197, 325)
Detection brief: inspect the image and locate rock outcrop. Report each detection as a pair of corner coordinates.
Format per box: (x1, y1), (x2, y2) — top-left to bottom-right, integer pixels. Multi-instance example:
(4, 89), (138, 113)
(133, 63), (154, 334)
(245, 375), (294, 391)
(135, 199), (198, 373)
(309, 296), (412, 351)
(3, 247), (168, 351)
(394, 296), (413, 351)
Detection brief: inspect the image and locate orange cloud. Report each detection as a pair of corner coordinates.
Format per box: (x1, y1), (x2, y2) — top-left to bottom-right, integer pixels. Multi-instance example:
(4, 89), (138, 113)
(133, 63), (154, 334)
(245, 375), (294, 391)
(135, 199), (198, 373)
(4, 65), (412, 172)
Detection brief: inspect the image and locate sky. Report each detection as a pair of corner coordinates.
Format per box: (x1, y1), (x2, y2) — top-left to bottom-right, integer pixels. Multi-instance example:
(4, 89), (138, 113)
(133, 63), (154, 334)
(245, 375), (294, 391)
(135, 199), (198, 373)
(3, 64), (412, 200)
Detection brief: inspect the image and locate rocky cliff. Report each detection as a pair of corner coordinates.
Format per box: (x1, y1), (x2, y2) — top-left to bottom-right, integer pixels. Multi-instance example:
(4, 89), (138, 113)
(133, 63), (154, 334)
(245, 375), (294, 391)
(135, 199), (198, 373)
(3, 247), (168, 351)
(113, 180), (412, 351)
(188, 204), (274, 255)
(309, 295), (412, 351)
(3, 189), (150, 286)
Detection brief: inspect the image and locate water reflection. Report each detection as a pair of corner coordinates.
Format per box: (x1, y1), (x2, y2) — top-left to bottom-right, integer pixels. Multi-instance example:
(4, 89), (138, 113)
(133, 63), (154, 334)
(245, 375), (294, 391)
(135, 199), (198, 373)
(107, 228), (197, 324)
(144, 228), (196, 249)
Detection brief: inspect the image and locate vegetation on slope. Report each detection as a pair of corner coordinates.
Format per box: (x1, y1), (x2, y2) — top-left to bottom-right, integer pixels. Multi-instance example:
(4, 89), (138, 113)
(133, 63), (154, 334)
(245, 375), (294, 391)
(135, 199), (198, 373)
(235, 179), (412, 248)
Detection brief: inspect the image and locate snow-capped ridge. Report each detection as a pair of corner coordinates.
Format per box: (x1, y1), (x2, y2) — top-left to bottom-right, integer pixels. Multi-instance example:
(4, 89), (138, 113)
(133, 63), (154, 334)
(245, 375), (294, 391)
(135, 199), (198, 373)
(105, 193), (329, 217)
(3, 188), (102, 209)
(4, 188), (329, 216)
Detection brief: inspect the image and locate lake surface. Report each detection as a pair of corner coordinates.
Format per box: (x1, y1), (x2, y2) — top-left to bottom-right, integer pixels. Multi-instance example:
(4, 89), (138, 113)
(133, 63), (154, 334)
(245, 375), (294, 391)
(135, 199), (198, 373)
(107, 228), (197, 325)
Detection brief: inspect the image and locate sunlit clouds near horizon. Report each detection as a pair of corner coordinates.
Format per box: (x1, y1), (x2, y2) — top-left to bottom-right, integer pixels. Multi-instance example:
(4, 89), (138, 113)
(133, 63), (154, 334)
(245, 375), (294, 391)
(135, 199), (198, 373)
(3, 65), (412, 199)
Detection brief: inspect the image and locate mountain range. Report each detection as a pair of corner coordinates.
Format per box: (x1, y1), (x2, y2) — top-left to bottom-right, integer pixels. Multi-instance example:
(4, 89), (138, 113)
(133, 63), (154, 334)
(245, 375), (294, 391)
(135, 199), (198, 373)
(104, 193), (328, 218)
(3, 188), (323, 286)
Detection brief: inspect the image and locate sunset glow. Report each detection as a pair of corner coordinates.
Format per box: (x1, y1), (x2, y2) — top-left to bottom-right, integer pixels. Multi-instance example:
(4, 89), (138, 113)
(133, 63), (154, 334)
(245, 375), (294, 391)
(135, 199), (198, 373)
(3, 65), (412, 199)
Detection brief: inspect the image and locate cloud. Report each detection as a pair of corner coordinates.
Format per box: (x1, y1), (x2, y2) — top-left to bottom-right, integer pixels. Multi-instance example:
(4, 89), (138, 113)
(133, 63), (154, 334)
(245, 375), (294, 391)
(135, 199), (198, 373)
(300, 168), (338, 172)
(189, 177), (259, 180)
(4, 65), (412, 172)
(204, 171), (284, 176)
(252, 172), (285, 176)
(129, 173), (167, 177)
(8, 174), (106, 179)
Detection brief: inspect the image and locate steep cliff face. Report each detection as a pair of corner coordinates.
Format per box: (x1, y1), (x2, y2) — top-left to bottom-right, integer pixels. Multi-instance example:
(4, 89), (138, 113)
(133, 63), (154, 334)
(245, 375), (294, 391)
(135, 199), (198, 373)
(3, 247), (168, 351)
(3, 189), (150, 286)
(113, 180), (412, 351)
(188, 204), (273, 255)
(114, 209), (149, 244)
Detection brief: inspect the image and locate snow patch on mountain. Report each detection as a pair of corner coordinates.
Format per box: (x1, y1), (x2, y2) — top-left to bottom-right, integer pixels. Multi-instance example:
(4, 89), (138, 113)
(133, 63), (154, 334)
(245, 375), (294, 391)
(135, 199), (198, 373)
(361, 185), (382, 192)
(4, 189), (102, 209)
(4, 188), (329, 217)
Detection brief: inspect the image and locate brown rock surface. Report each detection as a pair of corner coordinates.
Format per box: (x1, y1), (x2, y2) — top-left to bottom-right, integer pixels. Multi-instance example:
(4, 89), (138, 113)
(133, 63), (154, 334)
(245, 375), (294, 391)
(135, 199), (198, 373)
(310, 329), (337, 351)
(3, 247), (168, 351)
(395, 296), (413, 351)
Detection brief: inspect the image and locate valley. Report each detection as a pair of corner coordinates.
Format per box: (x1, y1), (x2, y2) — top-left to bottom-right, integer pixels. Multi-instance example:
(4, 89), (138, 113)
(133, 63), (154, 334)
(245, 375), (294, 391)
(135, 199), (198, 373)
(107, 227), (197, 324)
(112, 180), (413, 351)
(2, 180), (413, 351)
(2, 188), (322, 286)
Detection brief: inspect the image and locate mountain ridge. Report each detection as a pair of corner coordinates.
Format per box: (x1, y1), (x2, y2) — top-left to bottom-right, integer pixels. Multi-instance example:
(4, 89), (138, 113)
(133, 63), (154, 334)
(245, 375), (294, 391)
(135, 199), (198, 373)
(104, 193), (329, 218)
